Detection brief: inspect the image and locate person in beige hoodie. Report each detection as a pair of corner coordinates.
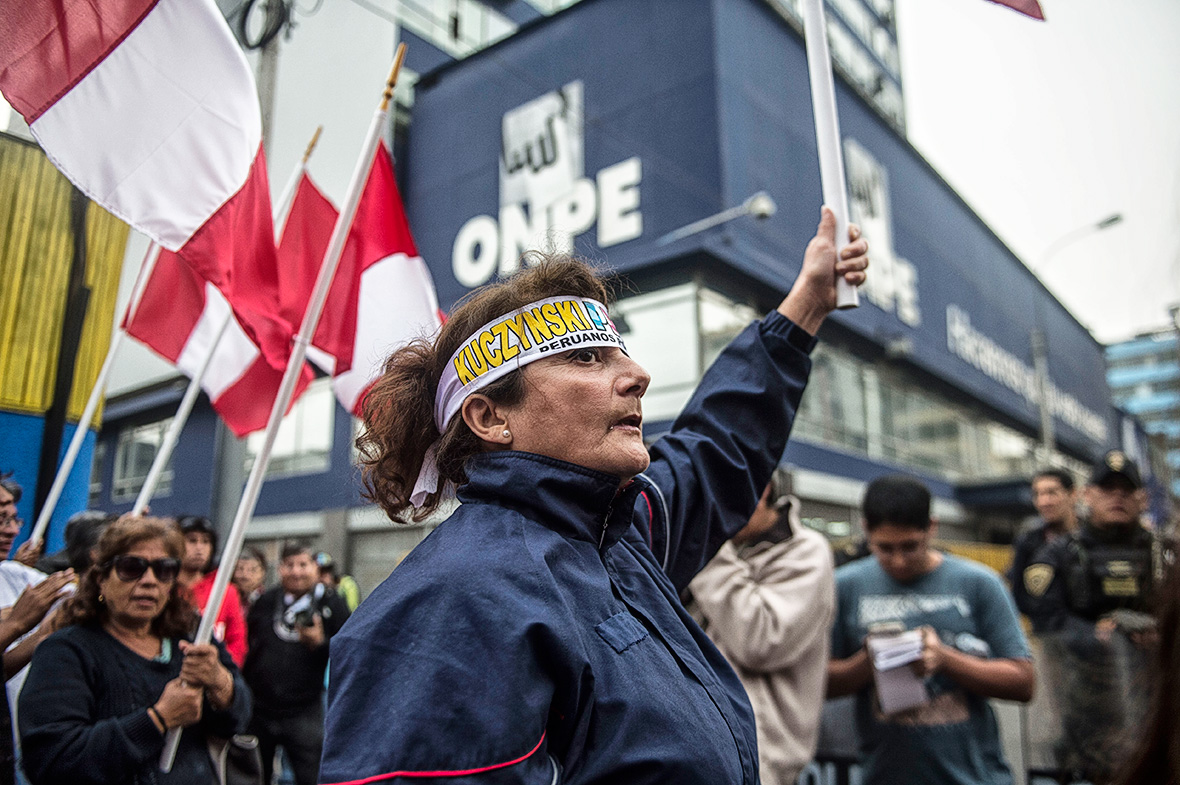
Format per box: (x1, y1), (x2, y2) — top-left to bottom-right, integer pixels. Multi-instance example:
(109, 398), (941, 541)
(688, 470), (836, 785)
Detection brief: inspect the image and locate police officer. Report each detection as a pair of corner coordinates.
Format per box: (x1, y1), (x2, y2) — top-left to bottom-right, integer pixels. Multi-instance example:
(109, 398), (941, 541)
(1025, 450), (1165, 782)
(1008, 468), (1078, 632)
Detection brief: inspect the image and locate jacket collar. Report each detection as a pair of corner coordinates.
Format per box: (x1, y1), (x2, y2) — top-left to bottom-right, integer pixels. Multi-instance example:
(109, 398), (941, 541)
(458, 451), (642, 549)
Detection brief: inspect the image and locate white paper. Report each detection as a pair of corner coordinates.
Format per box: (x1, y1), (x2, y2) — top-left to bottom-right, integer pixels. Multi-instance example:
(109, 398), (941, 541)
(867, 629), (930, 714)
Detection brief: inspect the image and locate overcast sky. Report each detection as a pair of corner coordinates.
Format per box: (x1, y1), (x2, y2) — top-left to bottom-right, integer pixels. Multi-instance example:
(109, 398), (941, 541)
(895, 0), (1180, 344)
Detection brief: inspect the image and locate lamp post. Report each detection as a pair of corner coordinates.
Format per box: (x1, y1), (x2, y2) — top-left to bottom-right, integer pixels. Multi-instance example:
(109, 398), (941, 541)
(655, 192), (777, 246)
(1037, 212), (1123, 276)
(1031, 212), (1124, 465)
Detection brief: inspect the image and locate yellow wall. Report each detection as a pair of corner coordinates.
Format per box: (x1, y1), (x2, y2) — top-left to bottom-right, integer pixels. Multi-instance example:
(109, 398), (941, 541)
(938, 540), (1013, 577)
(0, 134), (129, 426)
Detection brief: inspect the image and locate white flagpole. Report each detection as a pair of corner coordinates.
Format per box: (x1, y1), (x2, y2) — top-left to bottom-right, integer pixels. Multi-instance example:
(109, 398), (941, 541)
(801, 0), (859, 309)
(160, 49), (407, 770)
(130, 128), (324, 516)
(28, 242), (163, 546)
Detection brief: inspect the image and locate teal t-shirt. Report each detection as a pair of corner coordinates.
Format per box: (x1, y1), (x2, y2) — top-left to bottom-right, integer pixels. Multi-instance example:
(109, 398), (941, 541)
(832, 554), (1031, 785)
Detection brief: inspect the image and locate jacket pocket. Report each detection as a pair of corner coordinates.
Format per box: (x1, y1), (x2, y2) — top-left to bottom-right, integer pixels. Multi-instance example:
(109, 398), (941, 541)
(595, 612), (649, 653)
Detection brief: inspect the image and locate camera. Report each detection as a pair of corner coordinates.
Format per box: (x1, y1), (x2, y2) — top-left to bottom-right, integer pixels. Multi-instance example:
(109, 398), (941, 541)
(293, 608), (316, 628)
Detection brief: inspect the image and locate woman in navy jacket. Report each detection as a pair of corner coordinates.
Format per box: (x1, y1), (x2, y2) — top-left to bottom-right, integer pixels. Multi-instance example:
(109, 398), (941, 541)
(320, 208), (867, 785)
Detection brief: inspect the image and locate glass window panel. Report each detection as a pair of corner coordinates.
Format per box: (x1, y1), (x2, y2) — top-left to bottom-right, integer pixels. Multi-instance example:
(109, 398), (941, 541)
(112, 419), (173, 501)
(699, 289), (758, 370)
(613, 284), (699, 422)
(89, 441), (107, 507)
(245, 378), (335, 478)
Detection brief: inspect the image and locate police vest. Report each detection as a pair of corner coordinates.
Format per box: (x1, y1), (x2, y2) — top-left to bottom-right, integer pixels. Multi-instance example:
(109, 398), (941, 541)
(1063, 524), (1160, 620)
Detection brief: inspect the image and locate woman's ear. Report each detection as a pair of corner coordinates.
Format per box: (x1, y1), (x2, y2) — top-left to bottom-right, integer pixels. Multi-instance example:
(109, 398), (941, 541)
(461, 394), (513, 448)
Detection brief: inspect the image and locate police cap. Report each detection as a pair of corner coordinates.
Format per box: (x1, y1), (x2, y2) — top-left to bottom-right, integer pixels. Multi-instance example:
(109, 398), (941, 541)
(1088, 450), (1143, 489)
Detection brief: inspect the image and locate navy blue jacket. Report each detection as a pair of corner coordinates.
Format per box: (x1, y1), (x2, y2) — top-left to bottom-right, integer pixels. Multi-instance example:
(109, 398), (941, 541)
(320, 312), (815, 784)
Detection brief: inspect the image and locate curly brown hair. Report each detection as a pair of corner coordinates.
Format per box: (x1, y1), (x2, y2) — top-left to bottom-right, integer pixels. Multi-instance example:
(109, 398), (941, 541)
(357, 253), (611, 522)
(59, 516), (196, 639)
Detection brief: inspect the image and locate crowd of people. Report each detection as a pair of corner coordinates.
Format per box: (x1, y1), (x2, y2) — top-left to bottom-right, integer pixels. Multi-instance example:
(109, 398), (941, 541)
(0, 477), (354, 785)
(0, 210), (1174, 785)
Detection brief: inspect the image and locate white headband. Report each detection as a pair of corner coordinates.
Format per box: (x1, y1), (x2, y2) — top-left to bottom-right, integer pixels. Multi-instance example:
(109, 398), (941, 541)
(411, 295), (625, 505)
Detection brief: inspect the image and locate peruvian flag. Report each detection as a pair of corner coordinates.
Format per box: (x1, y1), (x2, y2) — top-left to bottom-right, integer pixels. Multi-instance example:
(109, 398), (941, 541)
(123, 246), (314, 437)
(278, 144), (443, 414)
(986, 0), (1045, 20)
(0, 0), (297, 396)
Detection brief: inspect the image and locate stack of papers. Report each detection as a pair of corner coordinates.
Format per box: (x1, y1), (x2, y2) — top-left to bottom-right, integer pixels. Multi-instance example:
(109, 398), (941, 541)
(868, 629), (924, 670)
(866, 629), (929, 714)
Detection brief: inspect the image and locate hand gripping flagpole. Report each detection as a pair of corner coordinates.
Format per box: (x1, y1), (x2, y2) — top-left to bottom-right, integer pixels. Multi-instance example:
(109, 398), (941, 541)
(131, 127), (325, 516)
(160, 48), (407, 771)
(801, 0), (859, 309)
(28, 242), (164, 547)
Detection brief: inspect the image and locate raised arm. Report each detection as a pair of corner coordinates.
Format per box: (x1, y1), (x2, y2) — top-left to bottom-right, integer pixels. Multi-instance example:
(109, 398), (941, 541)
(643, 208), (868, 590)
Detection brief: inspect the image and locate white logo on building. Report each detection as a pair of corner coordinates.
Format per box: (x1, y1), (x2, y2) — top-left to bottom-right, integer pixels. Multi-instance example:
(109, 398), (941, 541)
(845, 139), (920, 327)
(452, 81), (643, 288)
(946, 305), (1108, 442)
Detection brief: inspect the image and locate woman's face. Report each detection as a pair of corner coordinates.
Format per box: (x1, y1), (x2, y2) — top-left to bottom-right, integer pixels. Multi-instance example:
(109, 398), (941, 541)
(97, 538), (176, 629)
(504, 346), (651, 481)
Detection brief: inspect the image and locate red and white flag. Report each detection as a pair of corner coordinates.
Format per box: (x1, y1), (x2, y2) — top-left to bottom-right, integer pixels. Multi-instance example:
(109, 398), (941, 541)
(278, 144), (443, 414)
(123, 247), (314, 438)
(0, 0), (296, 383)
(986, 0), (1045, 20)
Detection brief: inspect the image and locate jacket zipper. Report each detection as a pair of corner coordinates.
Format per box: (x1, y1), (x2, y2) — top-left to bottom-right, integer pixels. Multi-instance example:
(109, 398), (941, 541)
(599, 503), (613, 548)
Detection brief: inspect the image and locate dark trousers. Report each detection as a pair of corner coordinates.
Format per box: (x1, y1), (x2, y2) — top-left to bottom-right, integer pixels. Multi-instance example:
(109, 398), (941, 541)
(249, 701), (324, 785)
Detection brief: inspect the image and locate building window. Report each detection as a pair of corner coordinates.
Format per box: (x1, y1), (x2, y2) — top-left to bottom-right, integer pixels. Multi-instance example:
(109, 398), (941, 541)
(245, 378), (335, 479)
(613, 284), (700, 422)
(112, 420), (174, 502)
(88, 441), (107, 507)
(612, 283), (758, 424)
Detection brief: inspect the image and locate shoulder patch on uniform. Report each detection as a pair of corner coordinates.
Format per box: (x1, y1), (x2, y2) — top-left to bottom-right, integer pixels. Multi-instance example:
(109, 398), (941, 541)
(1024, 564), (1054, 597)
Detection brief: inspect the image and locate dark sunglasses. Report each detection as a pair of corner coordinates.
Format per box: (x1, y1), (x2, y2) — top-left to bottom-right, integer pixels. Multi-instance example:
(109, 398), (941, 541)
(105, 555), (180, 583)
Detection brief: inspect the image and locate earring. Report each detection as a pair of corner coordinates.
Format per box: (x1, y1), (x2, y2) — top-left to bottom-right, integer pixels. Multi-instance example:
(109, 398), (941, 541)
(98, 594), (104, 603)
(502, 429), (511, 439)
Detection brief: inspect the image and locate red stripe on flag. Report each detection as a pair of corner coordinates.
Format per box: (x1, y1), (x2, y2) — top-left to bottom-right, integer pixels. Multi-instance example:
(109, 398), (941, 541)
(123, 250), (205, 363)
(124, 247), (315, 438)
(277, 174), (338, 339)
(211, 355), (313, 439)
(322, 143), (423, 377)
(986, 0), (1045, 20)
(179, 146), (294, 374)
(0, 0), (159, 122)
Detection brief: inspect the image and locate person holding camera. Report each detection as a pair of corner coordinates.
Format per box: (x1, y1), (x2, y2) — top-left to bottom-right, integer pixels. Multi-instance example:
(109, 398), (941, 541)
(243, 543), (349, 785)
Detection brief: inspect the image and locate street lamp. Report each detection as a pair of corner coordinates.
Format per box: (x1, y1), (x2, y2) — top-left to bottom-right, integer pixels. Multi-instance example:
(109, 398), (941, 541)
(1031, 212), (1124, 465)
(1037, 212), (1123, 275)
(655, 192), (777, 246)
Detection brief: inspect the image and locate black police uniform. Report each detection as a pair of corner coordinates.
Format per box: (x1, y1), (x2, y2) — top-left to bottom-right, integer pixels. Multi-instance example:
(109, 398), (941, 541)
(1007, 519), (1069, 632)
(1020, 451), (1164, 782)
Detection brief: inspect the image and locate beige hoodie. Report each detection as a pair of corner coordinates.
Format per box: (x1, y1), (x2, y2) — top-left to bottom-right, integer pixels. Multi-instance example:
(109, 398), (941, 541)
(689, 527), (836, 785)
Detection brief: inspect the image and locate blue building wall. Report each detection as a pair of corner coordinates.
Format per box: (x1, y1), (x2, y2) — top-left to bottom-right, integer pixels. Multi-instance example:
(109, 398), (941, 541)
(0, 411), (95, 554)
(95, 389), (363, 523)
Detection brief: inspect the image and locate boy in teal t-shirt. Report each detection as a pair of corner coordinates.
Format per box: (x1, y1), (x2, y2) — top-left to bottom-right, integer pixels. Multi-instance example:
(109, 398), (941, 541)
(827, 475), (1033, 785)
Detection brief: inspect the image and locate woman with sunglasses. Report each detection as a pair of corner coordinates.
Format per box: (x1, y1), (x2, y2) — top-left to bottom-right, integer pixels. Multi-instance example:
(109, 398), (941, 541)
(18, 516), (252, 784)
